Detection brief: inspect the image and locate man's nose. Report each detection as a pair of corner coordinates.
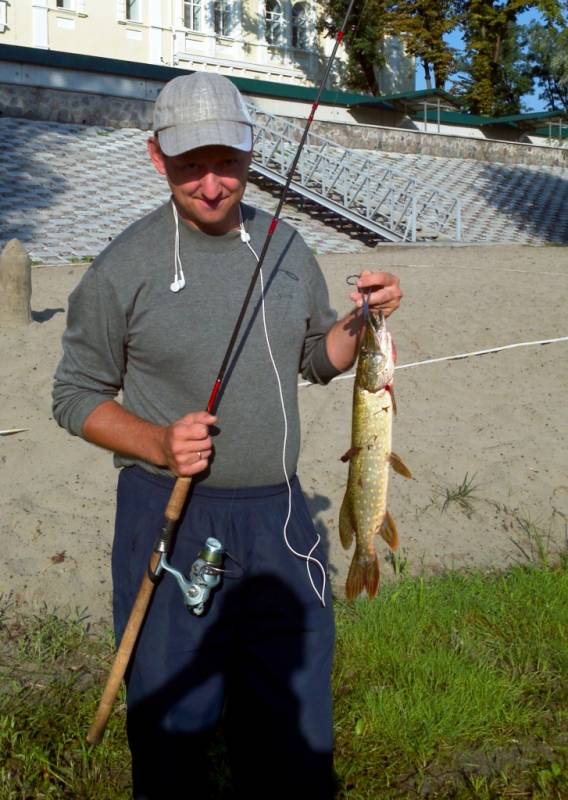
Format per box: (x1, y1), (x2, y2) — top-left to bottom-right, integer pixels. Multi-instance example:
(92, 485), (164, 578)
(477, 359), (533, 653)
(200, 171), (222, 199)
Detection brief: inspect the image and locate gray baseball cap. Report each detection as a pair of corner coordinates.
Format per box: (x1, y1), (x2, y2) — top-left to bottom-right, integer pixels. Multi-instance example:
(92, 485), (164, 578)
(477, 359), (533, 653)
(153, 72), (253, 156)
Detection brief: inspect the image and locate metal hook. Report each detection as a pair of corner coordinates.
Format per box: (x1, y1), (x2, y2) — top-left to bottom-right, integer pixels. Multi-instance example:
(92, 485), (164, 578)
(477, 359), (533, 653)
(346, 273), (370, 320)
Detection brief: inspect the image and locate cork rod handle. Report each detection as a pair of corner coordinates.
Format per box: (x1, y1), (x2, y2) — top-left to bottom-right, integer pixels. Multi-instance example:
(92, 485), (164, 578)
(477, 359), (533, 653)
(87, 476), (192, 745)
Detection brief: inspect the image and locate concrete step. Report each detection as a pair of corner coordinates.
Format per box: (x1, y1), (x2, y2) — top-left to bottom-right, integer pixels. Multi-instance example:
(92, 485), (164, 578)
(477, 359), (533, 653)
(1, 116), (567, 261)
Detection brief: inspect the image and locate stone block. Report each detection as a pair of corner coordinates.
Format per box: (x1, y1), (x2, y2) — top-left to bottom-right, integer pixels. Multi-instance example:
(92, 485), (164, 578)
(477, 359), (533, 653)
(0, 239), (32, 327)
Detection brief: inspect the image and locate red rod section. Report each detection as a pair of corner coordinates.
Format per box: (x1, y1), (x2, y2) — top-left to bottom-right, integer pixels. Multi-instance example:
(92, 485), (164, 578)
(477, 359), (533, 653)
(207, 380), (222, 414)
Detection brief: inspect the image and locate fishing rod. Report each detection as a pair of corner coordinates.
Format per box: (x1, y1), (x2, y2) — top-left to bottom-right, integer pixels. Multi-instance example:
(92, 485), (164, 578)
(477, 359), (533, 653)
(86, 0), (358, 746)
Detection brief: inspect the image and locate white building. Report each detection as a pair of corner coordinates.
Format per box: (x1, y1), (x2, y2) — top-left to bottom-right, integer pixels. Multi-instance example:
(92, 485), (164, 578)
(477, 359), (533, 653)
(0, 1), (414, 92)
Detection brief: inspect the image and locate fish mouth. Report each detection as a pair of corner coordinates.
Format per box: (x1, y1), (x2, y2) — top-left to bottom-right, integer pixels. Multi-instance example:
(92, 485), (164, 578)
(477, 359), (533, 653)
(357, 309), (394, 391)
(360, 310), (386, 357)
(367, 310), (384, 332)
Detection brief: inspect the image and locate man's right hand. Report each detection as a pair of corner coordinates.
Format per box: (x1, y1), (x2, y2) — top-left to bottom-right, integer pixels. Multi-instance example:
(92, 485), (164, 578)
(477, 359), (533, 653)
(82, 401), (217, 478)
(161, 411), (217, 477)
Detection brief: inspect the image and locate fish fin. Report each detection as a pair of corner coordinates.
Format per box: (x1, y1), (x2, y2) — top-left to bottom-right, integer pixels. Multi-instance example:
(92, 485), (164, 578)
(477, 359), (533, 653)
(386, 384), (397, 415)
(389, 452), (412, 479)
(339, 495), (355, 550)
(340, 446), (361, 463)
(345, 554), (380, 600)
(378, 510), (399, 550)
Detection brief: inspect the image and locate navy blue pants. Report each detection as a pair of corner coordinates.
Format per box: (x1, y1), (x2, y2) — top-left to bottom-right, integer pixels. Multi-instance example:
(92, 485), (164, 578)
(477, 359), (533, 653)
(112, 466), (335, 799)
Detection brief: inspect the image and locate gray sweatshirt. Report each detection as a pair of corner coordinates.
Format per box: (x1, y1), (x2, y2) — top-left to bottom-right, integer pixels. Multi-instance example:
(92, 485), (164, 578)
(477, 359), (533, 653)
(53, 201), (340, 487)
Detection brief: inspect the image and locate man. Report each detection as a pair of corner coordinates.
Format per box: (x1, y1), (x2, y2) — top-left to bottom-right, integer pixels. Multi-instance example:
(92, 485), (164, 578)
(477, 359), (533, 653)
(53, 72), (402, 798)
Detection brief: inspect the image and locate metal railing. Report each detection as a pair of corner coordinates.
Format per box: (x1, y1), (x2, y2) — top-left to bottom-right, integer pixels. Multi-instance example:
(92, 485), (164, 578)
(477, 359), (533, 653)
(247, 104), (462, 242)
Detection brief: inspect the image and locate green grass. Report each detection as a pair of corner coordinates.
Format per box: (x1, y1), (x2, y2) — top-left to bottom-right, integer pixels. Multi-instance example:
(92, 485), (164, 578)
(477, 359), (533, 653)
(510, 511), (560, 569)
(441, 472), (479, 516)
(1, 559), (567, 798)
(333, 561), (568, 798)
(68, 255), (95, 264)
(0, 606), (130, 799)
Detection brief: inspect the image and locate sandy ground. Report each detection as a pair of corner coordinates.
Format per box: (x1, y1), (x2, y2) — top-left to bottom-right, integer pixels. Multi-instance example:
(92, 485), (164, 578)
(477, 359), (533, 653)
(1, 244), (567, 624)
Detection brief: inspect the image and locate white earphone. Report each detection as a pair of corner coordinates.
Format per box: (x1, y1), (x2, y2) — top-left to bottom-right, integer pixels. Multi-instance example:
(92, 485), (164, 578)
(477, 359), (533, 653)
(170, 201), (186, 293)
(170, 201), (250, 291)
(170, 276), (185, 293)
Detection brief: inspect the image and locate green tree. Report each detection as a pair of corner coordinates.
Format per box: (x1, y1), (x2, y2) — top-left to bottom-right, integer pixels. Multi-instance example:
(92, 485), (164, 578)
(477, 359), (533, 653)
(456, 0), (563, 115)
(452, 19), (534, 114)
(319, 0), (460, 94)
(523, 14), (568, 110)
(318, 0), (390, 94)
(387, 0), (461, 89)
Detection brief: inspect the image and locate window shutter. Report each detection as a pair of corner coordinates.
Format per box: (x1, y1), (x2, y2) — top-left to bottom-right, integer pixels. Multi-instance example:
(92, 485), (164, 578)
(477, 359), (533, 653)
(116, 0), (126, 20)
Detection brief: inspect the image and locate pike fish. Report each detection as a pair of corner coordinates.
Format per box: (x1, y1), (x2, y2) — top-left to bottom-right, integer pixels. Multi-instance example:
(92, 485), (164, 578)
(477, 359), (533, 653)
(339, 310), (411, 600)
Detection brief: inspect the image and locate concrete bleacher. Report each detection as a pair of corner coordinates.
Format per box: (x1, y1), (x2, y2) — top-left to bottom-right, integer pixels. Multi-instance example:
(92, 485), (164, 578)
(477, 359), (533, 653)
(0, 115), (567, 263)
(0, 117), (367, 262)
(355, 148), (568, 245)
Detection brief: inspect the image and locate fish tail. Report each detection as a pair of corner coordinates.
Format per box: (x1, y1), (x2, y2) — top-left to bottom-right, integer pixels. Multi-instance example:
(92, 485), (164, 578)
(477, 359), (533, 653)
(339, 494), (355, 550)
(345, 552), (380, 600)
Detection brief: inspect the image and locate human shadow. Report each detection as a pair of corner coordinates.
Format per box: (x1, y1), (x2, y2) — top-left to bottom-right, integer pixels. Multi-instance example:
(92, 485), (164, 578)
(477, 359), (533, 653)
(125, 574), (336, 799)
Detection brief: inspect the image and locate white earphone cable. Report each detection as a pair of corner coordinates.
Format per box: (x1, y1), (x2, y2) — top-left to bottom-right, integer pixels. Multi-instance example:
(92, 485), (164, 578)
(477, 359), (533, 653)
(241, 212), (327, 606)
(169, 202), (327, 605)
(171, 200), (186, 293)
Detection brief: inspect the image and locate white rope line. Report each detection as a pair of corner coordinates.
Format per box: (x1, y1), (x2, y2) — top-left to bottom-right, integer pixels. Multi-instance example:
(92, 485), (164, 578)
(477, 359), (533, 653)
(353, 261), (568, 277)
(34, 262), (568, 276)
(299, 336), (568, 388)
(388, 263), (568, 277)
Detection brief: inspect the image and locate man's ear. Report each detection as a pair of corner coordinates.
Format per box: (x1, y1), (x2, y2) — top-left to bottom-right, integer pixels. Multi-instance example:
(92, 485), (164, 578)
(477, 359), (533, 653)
(147, 136), (167, 176)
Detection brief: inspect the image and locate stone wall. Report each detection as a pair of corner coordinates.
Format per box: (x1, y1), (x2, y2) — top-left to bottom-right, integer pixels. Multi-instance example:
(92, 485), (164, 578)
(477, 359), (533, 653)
(309, 120), (568, 168)
(0, 83), (154, 130)
(2, 82), (567, 169)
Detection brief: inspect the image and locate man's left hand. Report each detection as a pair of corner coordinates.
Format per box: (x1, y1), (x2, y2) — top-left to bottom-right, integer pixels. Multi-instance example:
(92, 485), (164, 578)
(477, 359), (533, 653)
(348, 270), (402, 318)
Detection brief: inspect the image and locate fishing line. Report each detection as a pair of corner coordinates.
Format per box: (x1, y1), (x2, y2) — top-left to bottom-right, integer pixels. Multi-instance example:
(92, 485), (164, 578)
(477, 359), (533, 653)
(298, 335), (568, 387)
(241, 210), (327, 606)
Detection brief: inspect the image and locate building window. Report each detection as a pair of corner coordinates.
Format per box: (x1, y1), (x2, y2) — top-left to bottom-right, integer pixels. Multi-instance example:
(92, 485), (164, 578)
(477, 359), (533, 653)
(126, 0), (141, 22)
(265, 0), (283, 45)
(56, 0), (74, 9)
(292, 3), (307, 48)
(184, 0), (201, 31)
(214, 1), (231, 37)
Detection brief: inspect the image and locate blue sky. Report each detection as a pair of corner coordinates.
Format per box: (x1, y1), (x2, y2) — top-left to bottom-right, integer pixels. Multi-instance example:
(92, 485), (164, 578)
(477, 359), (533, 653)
(414, 8), (546, 110)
